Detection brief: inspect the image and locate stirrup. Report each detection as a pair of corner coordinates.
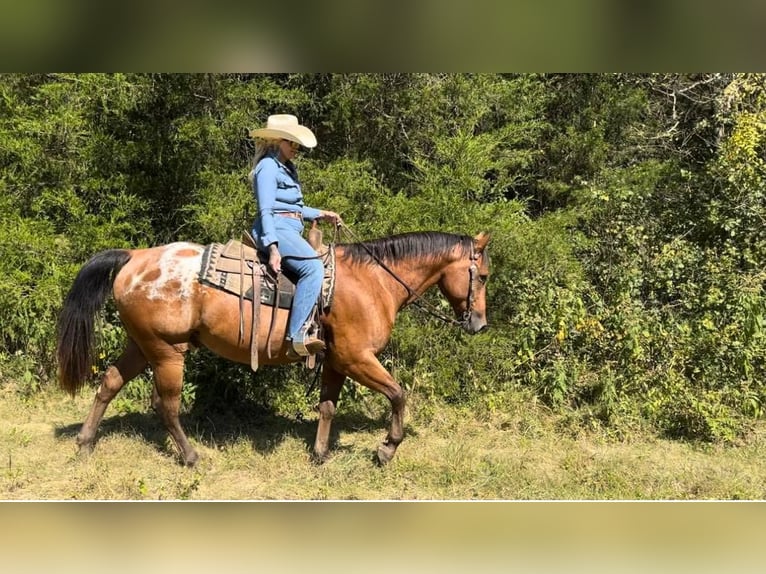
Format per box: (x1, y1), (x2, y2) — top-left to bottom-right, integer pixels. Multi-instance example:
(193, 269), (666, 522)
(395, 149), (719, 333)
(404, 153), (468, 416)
(289, 323), (325, 357)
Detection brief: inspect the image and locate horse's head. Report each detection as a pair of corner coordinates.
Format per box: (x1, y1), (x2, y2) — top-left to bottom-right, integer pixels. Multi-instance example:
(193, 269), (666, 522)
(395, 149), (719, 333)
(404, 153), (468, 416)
(439, 232), (491, 334)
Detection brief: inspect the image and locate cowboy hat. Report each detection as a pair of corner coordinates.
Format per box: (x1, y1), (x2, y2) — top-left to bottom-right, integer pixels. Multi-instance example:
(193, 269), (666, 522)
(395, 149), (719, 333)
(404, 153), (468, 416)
(249, 114), (317, 148)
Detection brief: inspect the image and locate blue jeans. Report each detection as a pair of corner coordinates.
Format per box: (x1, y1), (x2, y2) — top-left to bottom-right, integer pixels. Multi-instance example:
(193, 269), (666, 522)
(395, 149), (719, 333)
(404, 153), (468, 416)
(253, 216), (323, 340)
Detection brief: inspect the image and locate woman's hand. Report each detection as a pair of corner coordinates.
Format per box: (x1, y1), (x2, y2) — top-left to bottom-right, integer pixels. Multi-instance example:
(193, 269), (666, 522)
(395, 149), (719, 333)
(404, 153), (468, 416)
(268, 243), (282, 275)
(319, 210), (343, 227)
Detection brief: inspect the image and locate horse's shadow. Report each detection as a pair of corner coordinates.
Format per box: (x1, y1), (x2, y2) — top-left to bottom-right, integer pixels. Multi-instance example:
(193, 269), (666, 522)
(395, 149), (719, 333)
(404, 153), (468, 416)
(54, 393), (404, 463)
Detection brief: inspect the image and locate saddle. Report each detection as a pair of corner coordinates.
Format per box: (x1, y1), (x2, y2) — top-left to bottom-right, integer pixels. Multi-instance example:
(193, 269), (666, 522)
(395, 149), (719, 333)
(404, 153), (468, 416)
(198, 230), (336, 371)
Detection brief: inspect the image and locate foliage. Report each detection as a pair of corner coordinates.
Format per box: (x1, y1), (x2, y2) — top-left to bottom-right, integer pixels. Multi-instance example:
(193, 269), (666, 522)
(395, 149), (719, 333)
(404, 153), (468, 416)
(3, 73), (766, 444)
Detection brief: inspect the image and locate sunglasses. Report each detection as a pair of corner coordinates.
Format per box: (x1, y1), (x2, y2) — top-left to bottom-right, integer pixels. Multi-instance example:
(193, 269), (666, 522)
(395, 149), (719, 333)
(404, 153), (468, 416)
(284, 140), (301, 151)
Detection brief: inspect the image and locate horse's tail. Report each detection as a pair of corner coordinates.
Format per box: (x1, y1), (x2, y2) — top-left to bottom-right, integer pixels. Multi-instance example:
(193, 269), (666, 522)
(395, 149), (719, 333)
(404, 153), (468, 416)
(56, 249), (132, 396)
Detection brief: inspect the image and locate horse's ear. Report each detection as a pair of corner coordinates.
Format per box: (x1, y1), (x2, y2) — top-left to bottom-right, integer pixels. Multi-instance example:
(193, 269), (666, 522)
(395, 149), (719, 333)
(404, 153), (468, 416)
(474, 232), (491, 252)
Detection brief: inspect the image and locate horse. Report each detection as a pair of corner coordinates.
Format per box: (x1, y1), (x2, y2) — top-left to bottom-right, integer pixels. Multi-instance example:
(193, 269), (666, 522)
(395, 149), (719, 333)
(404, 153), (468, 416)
(56, 230), (491, 466)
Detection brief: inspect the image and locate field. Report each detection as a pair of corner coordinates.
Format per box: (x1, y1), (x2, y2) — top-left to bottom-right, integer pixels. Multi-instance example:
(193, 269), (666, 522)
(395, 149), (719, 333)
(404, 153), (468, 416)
(2, 381), (766, 500)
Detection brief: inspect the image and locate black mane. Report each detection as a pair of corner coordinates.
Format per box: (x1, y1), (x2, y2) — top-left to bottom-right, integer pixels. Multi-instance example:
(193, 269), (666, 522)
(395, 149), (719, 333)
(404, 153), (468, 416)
(340, 231), (472, 266)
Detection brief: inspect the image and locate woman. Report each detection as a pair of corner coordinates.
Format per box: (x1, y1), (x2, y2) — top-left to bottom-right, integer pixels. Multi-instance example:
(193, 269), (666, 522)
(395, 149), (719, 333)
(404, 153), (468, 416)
(249, 114), (342, 356)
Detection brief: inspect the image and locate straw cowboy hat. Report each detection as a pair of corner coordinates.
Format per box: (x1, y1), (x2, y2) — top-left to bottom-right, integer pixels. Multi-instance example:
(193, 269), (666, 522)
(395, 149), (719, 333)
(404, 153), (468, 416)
(249, 114), (317, 148)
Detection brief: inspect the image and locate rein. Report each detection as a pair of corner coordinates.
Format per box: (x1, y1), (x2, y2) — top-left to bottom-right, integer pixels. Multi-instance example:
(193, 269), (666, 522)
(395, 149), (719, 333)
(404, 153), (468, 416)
(337, 225), (478, 329)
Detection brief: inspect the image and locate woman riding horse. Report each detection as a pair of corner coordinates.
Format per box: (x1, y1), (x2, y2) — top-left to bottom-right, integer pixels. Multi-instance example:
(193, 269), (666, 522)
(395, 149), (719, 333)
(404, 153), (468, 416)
(248, 114), (342, 357)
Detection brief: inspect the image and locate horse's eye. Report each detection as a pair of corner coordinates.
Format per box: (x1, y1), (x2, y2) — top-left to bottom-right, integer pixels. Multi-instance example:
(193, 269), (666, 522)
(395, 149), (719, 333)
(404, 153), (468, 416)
(478, 274), (488, 284)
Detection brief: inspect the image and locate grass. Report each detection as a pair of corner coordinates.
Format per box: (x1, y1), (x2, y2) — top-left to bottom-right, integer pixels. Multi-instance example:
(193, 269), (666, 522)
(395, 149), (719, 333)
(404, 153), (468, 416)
(2, 381), (766, 500)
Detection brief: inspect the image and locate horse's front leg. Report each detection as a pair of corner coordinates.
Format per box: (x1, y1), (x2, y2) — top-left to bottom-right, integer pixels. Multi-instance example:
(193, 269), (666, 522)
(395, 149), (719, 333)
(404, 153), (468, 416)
(311, 366), (346, 463)
(344, 353), (405, 465)
(77, 339), (147, 454)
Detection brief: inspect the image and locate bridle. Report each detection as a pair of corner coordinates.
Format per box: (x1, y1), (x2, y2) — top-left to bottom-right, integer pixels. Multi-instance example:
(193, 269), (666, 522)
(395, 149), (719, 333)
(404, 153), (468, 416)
(338, 226), (482, 329)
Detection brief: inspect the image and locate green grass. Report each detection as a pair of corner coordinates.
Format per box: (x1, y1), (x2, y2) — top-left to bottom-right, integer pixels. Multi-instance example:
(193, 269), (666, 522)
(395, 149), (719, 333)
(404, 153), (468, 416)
(2, 382), (766, 500)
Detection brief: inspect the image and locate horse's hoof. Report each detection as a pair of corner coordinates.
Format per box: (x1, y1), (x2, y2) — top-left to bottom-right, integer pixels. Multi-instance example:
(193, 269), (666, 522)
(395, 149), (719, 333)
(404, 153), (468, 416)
(182, 452), (199, 468)
(375, 443), (396, 466)
(76, 436), (95, 456)
(310, 451), (330, 465)
(77, 443), (94, 457)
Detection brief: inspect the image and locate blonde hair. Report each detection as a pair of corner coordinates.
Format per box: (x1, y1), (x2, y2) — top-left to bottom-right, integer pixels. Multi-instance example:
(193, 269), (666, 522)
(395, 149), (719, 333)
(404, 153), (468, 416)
(247, 139), (281, 184)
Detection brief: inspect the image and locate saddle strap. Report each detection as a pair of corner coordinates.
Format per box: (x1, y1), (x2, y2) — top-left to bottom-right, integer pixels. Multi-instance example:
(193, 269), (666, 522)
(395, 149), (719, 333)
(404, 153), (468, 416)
(266, 273), (280, 359)
(239, 240), (245, 346)
(251, 252), (260, 371)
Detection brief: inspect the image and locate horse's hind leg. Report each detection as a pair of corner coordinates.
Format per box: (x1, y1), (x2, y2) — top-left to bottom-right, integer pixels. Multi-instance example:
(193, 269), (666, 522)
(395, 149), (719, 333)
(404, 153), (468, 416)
(76, 338), (147, 454)
(343, 353), (405, 465)
(151, 354), (198, 467)
(312, 366), (346, 463)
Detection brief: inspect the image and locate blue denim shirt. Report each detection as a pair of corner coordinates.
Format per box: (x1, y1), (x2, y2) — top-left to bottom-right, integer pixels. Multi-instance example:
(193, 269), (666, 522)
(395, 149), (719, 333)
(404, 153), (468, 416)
(253, 153), (321, 247)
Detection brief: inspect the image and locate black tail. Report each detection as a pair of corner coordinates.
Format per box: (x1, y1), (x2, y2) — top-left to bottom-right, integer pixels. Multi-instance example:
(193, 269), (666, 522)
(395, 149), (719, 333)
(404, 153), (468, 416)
(56, 250), (132, 395)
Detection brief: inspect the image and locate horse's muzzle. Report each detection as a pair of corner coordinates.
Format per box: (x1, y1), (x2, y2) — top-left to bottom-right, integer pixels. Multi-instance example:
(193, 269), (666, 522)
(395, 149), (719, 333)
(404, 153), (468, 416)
(462, 315), (488, 335)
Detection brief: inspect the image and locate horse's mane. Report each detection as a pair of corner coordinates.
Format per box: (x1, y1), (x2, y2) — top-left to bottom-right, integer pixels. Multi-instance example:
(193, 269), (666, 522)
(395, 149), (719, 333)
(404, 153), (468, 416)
(340, 231), (473, 266)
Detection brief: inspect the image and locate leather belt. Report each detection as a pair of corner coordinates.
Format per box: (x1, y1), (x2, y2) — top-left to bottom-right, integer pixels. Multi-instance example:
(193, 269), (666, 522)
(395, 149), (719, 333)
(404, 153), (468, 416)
(274, 211), (302, 221)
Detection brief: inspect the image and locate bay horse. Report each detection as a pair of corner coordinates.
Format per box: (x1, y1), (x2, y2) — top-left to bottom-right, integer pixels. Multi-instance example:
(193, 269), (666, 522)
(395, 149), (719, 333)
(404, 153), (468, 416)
(56, 230), (491, 466)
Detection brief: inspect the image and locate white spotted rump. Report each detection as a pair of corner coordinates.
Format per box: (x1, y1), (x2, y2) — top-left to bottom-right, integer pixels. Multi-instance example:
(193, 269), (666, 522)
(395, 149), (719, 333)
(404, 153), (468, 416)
(125, 242), (203, 301)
